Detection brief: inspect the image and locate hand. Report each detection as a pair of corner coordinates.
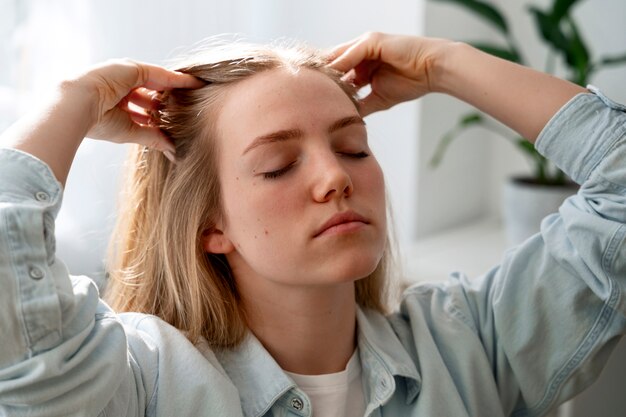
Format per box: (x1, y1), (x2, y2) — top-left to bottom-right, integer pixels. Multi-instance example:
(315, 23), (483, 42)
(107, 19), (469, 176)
(330, 32), (586, 140)
(328, 32), (452, 116)
(1, 59), (203, 185)
(77, 59), (203, 155)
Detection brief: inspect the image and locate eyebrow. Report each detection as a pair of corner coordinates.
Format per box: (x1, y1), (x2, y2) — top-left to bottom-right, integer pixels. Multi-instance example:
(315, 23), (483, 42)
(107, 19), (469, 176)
(242, 115), (366, 155)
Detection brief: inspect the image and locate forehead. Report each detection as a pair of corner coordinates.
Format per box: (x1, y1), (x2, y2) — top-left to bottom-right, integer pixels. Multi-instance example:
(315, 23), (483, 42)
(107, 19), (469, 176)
(216, 68), (359, 148)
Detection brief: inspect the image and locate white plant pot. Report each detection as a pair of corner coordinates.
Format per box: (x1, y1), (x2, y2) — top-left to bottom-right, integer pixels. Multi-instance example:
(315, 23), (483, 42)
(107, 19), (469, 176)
(502, 177), (578, 246)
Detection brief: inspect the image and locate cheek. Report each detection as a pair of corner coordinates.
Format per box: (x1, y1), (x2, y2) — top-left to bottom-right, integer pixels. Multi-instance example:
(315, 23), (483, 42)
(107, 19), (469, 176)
(356, 160), (386, 203)
(222, 177), (303, 243)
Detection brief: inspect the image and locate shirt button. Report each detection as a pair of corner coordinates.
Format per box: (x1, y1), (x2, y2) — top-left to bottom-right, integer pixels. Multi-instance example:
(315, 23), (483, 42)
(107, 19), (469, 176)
(29, 266), (45, 280)
(35, 191), (50, 202)
(290, 397), (304, 411)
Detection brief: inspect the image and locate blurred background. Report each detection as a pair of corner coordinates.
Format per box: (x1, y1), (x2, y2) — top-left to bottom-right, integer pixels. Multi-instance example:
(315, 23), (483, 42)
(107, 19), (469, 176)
(1, 0), (624, 415)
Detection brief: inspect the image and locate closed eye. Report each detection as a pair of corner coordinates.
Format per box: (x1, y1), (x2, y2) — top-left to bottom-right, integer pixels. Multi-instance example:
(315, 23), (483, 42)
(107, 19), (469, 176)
(341, 151), (370, 158)
(263, 161), (296, 179)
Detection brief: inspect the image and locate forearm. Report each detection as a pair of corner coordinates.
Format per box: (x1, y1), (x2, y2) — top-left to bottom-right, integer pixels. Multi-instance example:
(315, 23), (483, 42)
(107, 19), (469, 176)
(432, 42), (587, 142)
(0, 81), (95, 186)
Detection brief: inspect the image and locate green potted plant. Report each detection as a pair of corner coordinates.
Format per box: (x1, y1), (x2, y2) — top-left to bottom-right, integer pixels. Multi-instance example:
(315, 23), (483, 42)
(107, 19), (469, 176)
(428, 0), (626, 244)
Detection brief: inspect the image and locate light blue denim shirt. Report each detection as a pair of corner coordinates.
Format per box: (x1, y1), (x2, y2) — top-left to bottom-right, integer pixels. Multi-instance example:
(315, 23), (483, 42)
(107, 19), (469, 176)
(1, 89), (625, 417)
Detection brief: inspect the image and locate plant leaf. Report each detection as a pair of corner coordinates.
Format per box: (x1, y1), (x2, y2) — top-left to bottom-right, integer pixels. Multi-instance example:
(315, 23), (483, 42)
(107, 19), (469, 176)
(551, 0), (582, 22)
(528, 7), (569, 51)
(514, 138), (555, 182)
(469, 42), (522, 63)
(515, 138), (540, 159)
(431, 0), (509, 34)
(565, 17), (591, 85)
(529, 6), (590, 83)
(598, 52), (626, 66)
(430, 113), (484, 168)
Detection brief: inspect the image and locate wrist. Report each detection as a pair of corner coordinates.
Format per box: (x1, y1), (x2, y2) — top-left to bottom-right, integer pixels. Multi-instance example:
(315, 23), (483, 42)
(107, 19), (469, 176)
(428, 41), (475, 96)
(55, 76), (100, 132)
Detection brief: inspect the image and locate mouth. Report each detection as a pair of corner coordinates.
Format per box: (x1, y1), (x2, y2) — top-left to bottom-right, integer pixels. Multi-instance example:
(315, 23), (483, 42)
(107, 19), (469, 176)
(314, 211), (370, 238)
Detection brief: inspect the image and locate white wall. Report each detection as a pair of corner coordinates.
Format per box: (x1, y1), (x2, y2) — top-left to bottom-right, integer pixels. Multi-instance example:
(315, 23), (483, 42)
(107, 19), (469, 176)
(416, 1), (495, 237)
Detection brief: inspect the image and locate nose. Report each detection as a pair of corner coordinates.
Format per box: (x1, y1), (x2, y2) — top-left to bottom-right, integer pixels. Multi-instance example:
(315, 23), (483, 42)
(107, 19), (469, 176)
(312, 153), (353, 203)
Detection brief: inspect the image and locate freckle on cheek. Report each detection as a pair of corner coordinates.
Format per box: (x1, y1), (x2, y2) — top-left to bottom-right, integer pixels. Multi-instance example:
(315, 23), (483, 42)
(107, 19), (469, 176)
(254, 235), (258, 239)
(264, 229), (269, 235)
(236, 177), (239, 181)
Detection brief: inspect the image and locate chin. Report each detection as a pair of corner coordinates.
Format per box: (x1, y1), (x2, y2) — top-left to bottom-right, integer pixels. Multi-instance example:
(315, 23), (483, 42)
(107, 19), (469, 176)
(321, 247), (383, 284)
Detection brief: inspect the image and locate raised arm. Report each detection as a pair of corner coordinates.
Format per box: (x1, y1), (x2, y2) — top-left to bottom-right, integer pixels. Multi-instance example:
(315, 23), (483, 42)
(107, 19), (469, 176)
(332, 32), (626, 415)
(329, 32), (586, 141)
(0, 60), (201, 416)
(1, 59), (201, 185)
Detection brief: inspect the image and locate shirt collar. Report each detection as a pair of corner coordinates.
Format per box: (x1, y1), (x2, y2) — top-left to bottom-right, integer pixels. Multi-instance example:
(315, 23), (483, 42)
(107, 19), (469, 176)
(356, 307), (422, 405)
(215, 307), (422, 417)
(214, 332), (295, 417)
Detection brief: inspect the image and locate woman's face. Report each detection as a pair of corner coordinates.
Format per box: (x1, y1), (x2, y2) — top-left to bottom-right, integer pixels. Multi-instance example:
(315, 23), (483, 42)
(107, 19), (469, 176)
(208, 67), (386, 288)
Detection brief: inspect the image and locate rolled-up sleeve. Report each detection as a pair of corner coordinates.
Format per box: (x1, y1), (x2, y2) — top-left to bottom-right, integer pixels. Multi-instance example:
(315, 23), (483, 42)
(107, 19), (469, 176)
(489, 89), (626, 414)
(401, 89), (626, 417)
(0, 148), (65, 362)
(0, 149), (145, 416)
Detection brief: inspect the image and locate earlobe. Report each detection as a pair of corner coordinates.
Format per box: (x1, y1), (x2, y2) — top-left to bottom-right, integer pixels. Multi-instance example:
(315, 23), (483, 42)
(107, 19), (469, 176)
(202, 228), (235, 254)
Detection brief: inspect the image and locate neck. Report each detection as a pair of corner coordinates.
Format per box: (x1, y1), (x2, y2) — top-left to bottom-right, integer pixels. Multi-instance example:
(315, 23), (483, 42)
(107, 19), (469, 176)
(240, 281), (357, 375)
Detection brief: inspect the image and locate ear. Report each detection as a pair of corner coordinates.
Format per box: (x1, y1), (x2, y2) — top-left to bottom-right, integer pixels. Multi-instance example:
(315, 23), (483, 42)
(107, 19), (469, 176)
(201, 227), (235, 254)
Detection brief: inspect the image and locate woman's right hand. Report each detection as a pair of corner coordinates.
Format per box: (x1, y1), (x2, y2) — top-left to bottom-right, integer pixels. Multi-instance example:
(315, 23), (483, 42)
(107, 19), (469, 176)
(1, 59), (202, 185)
(328, 32), (453, 116)
(78, 59), (203, 154)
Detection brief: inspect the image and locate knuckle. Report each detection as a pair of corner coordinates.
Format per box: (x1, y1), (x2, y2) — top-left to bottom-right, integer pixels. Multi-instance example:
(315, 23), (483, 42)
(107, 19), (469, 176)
(364, 31), (382, 42)
(136, 64), (149, 85)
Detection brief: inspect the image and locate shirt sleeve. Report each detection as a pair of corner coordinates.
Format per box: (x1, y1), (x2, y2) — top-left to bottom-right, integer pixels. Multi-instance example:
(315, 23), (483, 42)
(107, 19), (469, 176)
(404, 89), (626, 416)
(0, 149), (149, 416)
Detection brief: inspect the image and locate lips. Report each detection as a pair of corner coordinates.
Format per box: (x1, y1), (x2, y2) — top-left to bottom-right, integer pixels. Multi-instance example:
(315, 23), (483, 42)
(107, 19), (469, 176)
(314, 211), (370, 237)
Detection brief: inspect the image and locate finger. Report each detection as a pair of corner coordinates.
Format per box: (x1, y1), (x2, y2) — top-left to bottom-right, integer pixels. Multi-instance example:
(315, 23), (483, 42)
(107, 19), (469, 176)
(329, 41), (367, 73)
(134, 62), (205, 91)
(104, 108), (176, 153)
(352, 60), (381, 88)
(358, 93), (387, 118)
(328, 33), (382, 73)
(126, 88), (161, 112)
(123, 119), (176, 154)
(325, 36), (361, 62)
(127, 109), (153, 126)
(128, 124), (177, 156)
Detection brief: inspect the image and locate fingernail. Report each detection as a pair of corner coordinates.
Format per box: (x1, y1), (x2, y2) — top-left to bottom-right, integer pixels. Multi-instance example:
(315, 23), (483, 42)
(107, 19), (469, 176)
(163, 149), (177, 163)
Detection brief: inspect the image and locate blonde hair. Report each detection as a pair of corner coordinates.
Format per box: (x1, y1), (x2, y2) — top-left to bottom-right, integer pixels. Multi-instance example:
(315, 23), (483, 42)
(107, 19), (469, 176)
(105, 40), (394, 348)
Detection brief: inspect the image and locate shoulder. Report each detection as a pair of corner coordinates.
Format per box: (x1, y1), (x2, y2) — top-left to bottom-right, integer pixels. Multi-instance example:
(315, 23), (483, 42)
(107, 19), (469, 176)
(392, 276), (486, 332)
(114, 311), (236, 413)
(118, 312), (224, 372)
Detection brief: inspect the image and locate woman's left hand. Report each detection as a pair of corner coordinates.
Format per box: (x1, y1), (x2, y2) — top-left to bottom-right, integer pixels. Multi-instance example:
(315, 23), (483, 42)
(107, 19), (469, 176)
(328, 32), (452, 116)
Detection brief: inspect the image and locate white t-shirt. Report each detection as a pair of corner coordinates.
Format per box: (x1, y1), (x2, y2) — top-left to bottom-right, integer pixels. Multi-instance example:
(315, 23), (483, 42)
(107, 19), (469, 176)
(285, 349), (366, 417)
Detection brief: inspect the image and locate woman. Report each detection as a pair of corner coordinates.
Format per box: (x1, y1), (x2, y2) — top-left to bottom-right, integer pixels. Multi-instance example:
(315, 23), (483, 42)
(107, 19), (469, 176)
(0, 32), (624, 417)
